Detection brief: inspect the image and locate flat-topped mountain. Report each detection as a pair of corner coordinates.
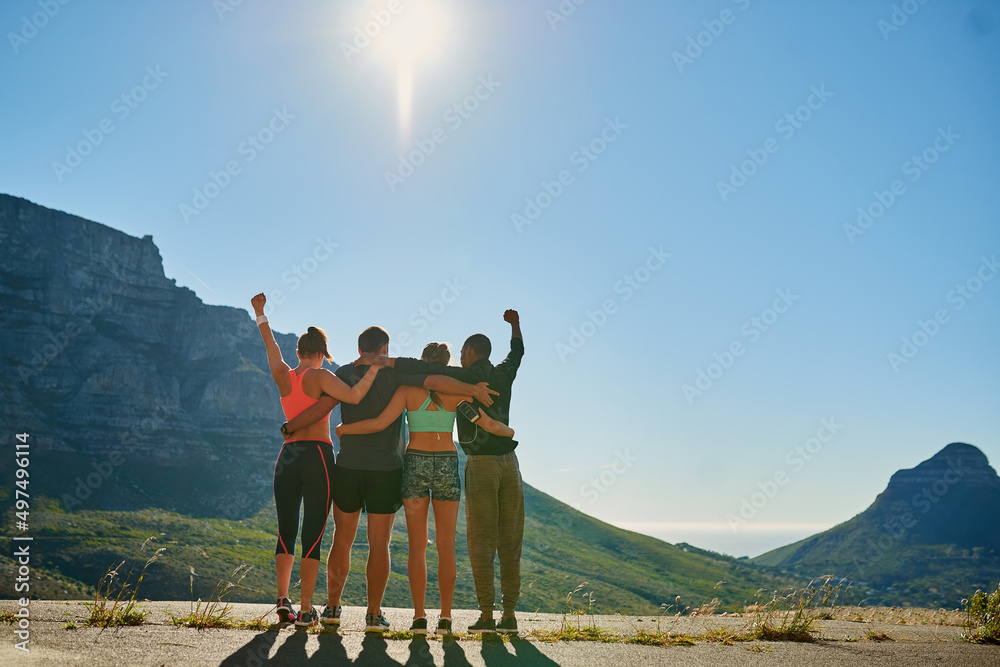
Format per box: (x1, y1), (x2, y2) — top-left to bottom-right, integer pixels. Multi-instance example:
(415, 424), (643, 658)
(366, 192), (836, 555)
(0, 193), (299, 517)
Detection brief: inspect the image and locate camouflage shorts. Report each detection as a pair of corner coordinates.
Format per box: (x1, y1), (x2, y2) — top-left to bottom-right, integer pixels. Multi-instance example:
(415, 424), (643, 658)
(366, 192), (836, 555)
(402, 450), (461, 501)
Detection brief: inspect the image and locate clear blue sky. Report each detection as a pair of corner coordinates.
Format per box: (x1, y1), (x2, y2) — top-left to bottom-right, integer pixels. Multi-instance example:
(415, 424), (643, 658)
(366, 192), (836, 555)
(2, 0), (997, 557)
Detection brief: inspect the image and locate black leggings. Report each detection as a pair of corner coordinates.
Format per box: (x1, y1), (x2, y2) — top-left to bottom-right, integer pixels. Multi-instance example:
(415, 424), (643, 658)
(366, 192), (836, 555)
(273, 440), (335, 560)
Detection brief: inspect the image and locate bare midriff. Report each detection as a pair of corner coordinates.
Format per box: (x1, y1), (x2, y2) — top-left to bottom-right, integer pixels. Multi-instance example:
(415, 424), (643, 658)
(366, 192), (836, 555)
(406, 430), (458, 453)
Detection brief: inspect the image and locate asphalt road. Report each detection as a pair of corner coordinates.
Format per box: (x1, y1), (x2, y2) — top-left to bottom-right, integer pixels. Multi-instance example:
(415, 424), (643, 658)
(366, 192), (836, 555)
(3, 602), (998, 666)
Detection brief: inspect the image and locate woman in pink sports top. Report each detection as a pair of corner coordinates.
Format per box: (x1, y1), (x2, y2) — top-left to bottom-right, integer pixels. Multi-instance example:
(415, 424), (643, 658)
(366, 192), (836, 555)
(252, 292), (383, 626)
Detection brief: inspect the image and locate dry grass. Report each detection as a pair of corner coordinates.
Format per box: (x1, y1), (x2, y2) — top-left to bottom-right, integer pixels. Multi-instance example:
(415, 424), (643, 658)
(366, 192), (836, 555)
(165, 564), (262, 630)
(83, 537), (163, 628)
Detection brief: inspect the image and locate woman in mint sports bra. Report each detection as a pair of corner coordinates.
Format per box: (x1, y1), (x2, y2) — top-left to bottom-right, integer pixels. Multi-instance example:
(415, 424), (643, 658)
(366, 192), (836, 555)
(335, 342), (514, 635)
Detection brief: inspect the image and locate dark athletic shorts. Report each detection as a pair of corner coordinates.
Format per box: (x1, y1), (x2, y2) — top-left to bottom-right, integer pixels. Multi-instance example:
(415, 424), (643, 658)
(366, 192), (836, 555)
(332, 465), (403, 514)
(402, 450), (461, 502)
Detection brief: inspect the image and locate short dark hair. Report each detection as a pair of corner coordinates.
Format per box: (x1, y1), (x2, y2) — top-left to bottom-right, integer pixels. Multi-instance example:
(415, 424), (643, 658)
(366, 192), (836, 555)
(462, 333), (491, 360)
(358, 326), (390, 353)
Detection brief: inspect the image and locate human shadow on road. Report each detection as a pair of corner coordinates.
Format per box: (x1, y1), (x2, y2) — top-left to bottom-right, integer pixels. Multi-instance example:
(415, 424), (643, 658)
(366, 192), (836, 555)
(357, 633), (404, 666)
(510, 637), (561, 666)
(442, 638), (475, 667)
(269, 628), (309, 664)
(218, 629), (280, 666)
(480, 635), (561, 666)
(404, 636), (434, 666)
(312, 629), (350, 664)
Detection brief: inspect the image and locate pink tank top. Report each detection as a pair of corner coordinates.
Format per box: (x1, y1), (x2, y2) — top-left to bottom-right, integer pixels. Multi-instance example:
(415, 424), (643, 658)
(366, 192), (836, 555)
(279, 369), (331, 443)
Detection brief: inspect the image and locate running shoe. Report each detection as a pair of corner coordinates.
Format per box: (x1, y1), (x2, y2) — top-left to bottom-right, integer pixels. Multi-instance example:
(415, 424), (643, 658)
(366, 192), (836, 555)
(467, 616), (495, 634)
(276, 597), (297, 624)
(320, 604), (342, 626)
(295, 608), (317, 627)
(436, 618), (453, 635)
(497, 615), (518, 634)
(365, 612), (390, 632)
(409, 617), (428, 635)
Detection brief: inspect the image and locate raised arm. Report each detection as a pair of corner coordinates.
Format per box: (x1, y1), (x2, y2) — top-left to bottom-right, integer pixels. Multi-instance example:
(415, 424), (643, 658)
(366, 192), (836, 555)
(495, 310), (525, 377)
(504, 309), (522, 341)
(336, 387), (408, 439)
(252, 293), (291, 386)
(477, 407), (515, 439)
(424, 375), (498, 407)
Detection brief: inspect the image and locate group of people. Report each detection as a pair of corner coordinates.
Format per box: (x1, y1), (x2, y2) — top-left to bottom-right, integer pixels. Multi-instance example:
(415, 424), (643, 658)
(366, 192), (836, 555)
(250, 293), (525, 634)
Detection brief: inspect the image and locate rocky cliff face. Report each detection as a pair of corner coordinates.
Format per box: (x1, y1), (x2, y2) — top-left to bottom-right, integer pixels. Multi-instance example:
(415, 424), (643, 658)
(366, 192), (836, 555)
(0, 194), (327, 517)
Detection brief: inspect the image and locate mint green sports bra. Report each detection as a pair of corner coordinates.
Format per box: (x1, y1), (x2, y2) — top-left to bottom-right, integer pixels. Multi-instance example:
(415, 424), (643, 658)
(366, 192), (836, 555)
(406, 394), (457, 433)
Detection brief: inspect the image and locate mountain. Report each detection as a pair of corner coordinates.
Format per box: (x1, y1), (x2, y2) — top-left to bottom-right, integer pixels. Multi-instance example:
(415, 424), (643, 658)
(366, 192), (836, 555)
(754, 443), (1000, 607)
(0, 194), (795, 612)
(0, 193), (299, 518)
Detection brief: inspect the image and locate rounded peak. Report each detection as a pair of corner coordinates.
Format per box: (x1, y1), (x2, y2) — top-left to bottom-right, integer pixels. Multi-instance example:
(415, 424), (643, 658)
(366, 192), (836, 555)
(933, 442), (987, 465)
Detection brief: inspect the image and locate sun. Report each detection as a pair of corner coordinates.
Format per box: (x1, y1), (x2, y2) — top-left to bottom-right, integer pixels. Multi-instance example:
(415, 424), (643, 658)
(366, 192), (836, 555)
(374, 1), (443, 139)
(379, 1), (440, 61)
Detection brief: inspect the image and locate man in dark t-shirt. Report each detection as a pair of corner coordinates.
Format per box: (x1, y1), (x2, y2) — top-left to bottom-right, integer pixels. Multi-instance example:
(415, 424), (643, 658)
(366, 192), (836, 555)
(361, 310), (524, 633)
(284, 326), (496, 631)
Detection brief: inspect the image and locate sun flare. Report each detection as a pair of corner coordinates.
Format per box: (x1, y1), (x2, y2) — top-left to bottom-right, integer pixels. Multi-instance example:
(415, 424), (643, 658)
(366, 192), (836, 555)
(374, 0), (443, 139)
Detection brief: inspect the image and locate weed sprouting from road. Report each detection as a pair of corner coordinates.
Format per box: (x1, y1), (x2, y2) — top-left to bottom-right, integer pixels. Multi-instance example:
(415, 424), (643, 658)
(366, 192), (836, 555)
(962, 582), (1000, 644)
(83, 537), (163, 627)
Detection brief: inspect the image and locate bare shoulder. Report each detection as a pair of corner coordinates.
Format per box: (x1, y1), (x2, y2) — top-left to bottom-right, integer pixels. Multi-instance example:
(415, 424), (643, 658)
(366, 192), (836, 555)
(300, 367), (333, 395)
(402, 385), (430, 408)
(304, 367), (337, 382)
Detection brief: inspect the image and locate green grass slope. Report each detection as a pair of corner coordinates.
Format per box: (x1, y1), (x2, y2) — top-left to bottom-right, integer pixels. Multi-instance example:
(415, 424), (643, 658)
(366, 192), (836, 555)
(753, 515), (1000, 608)
(3, 489), (795, 614)
(753, 444), (1000, 608)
